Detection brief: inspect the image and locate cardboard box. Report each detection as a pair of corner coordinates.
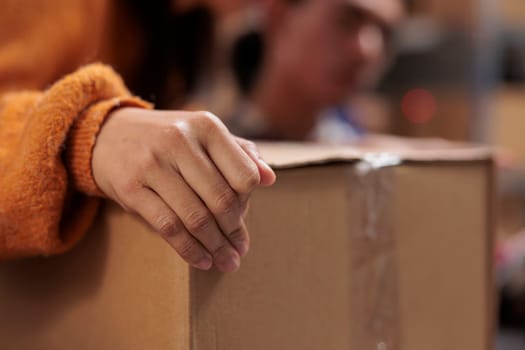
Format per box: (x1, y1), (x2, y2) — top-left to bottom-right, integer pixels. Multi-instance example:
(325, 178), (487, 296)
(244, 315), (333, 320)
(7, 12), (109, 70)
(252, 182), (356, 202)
(0, 139), (494, 350)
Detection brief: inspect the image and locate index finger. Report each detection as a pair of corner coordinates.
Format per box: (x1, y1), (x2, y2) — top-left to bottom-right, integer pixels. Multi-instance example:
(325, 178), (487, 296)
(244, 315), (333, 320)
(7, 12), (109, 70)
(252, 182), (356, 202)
(197, 112), (261, 197)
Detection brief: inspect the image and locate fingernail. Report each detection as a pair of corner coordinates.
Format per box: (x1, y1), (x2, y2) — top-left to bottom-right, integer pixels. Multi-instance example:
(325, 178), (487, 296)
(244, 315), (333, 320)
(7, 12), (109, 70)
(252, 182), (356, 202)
(194, 255), (212, 270)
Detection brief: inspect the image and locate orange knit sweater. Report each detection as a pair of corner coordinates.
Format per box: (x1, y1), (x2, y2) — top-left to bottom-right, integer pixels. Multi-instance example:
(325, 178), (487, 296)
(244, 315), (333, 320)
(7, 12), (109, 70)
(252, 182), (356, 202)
(0, 0), (153, 259)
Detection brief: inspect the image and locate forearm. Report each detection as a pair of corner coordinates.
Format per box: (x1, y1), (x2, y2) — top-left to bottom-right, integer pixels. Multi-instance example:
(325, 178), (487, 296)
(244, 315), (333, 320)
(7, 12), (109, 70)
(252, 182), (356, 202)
(0, 63), (150, 259)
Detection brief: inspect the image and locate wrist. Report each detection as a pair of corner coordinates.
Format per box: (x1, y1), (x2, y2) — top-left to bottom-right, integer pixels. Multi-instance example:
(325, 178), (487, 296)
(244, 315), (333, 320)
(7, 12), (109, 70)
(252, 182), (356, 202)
(65, 97), (153, 197)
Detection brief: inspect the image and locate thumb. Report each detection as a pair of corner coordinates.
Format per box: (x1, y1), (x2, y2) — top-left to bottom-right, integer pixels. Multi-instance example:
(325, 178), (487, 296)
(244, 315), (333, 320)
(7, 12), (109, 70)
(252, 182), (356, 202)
(236, 138), (276, 187)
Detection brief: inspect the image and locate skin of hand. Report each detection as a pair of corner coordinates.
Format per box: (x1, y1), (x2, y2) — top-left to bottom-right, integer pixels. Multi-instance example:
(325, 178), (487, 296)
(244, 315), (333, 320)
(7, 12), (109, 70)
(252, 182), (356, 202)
(91, 108), (276, 273)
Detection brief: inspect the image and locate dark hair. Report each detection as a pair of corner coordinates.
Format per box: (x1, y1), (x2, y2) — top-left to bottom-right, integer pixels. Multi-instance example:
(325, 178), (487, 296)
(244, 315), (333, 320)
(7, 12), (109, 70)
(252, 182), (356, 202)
(231, 30), (265, 95)
(231, 0), (312, 96)
(127, 0), (214, 108)
(402, 0), (414, 13)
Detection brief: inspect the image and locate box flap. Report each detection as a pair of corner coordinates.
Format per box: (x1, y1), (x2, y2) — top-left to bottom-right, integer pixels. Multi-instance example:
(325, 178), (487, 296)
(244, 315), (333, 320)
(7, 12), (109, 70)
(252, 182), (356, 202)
(258, 136), (493, 169)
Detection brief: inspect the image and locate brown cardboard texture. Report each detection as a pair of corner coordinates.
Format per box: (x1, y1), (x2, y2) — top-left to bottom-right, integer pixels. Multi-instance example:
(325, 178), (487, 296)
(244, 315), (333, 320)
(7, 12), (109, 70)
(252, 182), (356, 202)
(0, 139), (494, 350)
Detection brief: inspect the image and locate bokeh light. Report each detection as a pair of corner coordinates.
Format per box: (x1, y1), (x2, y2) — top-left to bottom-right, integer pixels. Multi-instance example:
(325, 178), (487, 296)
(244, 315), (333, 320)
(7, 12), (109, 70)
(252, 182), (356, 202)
(401, 88), (437, 124)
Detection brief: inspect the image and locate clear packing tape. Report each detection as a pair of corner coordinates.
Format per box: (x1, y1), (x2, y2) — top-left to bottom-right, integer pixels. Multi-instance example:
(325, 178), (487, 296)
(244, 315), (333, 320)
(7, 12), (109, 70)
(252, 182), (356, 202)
(351, 153), (402, 350)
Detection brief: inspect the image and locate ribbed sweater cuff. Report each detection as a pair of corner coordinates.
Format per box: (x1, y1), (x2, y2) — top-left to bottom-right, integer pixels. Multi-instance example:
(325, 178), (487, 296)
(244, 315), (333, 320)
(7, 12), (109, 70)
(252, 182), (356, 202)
(66, 96), (153, 197)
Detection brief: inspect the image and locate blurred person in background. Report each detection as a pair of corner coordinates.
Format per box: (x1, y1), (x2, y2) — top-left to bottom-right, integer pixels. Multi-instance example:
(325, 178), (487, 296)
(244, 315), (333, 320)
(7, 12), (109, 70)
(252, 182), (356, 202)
(0, 0), (275, 273)
(208, 0), (405, 141)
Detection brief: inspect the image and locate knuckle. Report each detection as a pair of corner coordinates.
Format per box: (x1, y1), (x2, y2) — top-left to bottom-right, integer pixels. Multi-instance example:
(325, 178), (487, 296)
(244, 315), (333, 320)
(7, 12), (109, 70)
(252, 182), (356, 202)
(165, 122), (187, 143)
(210, 241), (230, 258)
(214, 188), (238, 215)
(117, 177), (142, 199)
(196, 111), (222, 132)
(241, 138), (256, 150)
(164, 123), (192, 159)
(155, 215), (181, 238)
(236, 137), (258, 154)
(227, 227), (246, 245)
(237, 168), (260, 194)
(199, 110), (220, 123)
(138, 150), (159, 172)
(185, 209), (213, 234)
(177, 237), (201, 262)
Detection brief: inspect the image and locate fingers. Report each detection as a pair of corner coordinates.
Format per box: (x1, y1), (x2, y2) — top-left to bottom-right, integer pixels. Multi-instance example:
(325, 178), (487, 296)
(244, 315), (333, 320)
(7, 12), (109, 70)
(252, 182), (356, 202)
(121, 185), (213, 271)
(169, 114), (270, 261)
(146, 168), (245, 272)
(168, 137), (249, 255)
(99, 109), (276, 272)
(196, 113), (262, 198)
(235, 137), (276, 187)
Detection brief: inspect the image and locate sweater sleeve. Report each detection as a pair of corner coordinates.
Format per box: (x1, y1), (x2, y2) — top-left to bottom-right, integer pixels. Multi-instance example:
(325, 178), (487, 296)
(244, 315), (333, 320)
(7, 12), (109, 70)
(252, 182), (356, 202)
(0, 63), (152, 260)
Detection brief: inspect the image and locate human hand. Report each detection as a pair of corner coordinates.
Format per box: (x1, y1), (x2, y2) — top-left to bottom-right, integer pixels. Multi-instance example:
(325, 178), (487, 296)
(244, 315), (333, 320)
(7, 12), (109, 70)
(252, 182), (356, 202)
(92, 108), (276, 272)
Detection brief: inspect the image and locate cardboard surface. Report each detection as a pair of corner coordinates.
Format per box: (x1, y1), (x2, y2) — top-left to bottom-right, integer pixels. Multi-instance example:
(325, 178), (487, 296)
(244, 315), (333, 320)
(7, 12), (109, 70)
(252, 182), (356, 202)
(257, 137), (492, 168)
(0, 140), (494, 349)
